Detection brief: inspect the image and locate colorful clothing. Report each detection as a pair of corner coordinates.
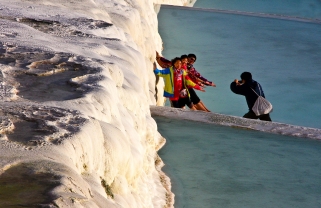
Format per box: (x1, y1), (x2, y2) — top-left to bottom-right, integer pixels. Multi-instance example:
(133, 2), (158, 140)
(154, 66), (202, 99)
(155, 55), (213, 86)
(171, 68), (183, 101)
(187, 63), (213, 86)
(156, 57), (172, 68)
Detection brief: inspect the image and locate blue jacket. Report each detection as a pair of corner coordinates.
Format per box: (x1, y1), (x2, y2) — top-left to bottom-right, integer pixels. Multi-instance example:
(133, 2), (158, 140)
(230, 79), (265, 111)
(154, 67), (199, 98)
(154, 67), (174, 97)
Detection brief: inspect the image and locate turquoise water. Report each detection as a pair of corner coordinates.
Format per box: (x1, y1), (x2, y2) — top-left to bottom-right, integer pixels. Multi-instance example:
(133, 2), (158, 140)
(194, 0), (321, 19)
(156, 2), (321, 207)
(155, 117), (321, 208)
(158, 4), (321, 128)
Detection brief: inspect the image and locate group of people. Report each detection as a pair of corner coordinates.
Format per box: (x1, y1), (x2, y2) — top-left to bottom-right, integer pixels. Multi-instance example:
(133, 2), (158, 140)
(154, 52), (215, 112)
(153, 52), (272, 122)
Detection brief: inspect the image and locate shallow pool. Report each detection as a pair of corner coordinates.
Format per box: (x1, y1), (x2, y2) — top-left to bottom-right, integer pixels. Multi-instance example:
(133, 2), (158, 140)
(194, 0), (321, 19)
(155, 116), (321, 208)
(158, 5), (321, 128)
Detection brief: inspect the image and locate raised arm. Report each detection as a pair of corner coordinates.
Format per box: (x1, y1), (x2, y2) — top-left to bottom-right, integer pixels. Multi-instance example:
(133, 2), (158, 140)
(156, 51), (172, 68)
(185, 74), (205, 92)
(230, 79), (246, 95)
(188, 64), (216, 87)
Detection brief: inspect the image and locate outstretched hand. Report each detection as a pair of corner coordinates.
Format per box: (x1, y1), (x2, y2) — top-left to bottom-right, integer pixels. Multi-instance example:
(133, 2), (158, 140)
(200, 89), (206, 92)
(205, 81), (216, 87)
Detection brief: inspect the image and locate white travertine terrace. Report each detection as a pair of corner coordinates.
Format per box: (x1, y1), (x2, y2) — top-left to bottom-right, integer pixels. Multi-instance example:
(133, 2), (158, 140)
(0, 0), (195, 207)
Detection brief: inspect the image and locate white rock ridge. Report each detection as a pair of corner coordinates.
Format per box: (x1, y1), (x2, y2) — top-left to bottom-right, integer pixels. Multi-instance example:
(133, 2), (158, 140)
(0, 0), (194, 207)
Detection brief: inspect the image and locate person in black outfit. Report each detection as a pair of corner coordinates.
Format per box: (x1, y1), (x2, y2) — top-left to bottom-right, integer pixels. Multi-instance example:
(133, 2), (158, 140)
(230, 72), (272, 121)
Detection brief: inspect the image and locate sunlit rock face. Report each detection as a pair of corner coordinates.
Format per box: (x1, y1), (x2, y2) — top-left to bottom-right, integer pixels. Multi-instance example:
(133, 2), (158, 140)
(0, 0), (193, 207)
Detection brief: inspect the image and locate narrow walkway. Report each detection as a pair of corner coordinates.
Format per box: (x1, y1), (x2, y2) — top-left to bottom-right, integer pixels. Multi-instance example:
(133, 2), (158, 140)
(150, 106), (321, 140)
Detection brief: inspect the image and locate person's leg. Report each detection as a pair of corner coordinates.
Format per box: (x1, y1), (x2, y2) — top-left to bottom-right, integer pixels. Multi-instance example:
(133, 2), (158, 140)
(185, 97), (196, 110)
(171, 100), (180, 108)
(188, 88), (209, 112)
(189, 105), (196, 110)
(243, 111), (259, 119)
(178, 97), (196, 110)
(259, 114), (272, 122)
(169, 99), (174, 107)
(188, 88), (200, 104)
(199, 100), (211, 112)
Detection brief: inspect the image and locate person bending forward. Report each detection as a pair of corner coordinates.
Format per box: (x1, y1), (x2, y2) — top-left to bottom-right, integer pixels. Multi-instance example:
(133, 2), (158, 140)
(230, 72), (272, 121)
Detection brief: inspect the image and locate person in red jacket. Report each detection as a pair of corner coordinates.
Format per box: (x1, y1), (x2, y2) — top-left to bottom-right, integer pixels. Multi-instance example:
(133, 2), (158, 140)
(156, 51), (212, 112)
(154, 57), (205, 109)
(182, 54), (211, 112)
(187, 54), (216, 87)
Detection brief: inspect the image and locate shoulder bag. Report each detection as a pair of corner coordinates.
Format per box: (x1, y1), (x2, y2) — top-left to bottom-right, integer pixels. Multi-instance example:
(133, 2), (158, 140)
(251, 85), (273, 116)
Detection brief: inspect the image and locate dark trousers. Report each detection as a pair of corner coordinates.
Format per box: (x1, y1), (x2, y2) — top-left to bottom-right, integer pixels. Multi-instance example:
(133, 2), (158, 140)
(188, 88), (200, 104)
(243, 111), (272, 122)
(171, 97), (193, 108)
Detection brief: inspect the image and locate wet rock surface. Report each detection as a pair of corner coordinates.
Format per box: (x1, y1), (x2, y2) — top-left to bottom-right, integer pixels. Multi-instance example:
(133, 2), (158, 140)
(0, 104), (87, 146)
(0, 162), (60, 207)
